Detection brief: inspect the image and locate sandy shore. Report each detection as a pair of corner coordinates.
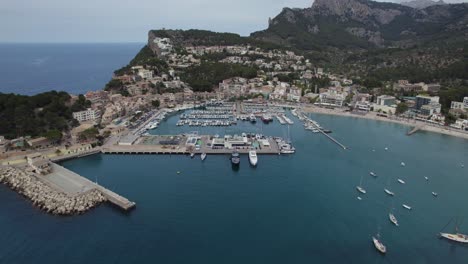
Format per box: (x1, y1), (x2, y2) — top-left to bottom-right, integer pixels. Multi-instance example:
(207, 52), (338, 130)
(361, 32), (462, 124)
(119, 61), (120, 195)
(302, 106), (468, 140)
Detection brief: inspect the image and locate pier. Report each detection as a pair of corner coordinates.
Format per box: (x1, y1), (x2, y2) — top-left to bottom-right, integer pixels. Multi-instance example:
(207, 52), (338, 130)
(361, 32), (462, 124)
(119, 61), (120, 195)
(43, 163), (136, 211)
(302, 113), (347, 150)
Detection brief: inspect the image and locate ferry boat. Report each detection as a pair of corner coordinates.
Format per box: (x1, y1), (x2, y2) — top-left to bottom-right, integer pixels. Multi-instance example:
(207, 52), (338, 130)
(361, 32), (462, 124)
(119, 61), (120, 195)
(201, 153), (207, 161)
(389, 213), (399, 226)
(248, 150), (258, 166)
(402, 204), (412, 210)
(398, 179), (406, 184)
(372, 236), (387, 254)
(231, 151), (240, 165)
(370, 172), (377, 177)
(384, 189), (395, 196)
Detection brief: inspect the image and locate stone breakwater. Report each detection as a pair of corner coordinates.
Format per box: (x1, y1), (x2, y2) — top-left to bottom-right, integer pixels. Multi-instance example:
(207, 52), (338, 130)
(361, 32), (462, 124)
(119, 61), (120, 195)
(0, 166), (107, 215)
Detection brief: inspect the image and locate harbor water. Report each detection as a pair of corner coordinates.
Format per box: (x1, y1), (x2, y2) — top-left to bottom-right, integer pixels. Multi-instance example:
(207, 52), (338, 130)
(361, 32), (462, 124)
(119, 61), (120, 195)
(0, 112), (467, 263)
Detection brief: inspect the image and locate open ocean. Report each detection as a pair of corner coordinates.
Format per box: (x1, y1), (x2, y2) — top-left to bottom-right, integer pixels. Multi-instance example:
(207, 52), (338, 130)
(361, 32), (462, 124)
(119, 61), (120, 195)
(0, 111), (467, 263)
(0, 43), (144, 95)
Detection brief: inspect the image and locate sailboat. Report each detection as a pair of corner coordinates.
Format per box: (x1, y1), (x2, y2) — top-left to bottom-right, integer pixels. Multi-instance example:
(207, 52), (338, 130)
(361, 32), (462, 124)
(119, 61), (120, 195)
(389, 213), (399, 226)
(440, 218), (468, 243)
(356, 174), (366, 194)
(402, 204), (412, 210)
(384, 189), (395, 196)
(398, 179), (406, 184)
(372, 234), (387, 254)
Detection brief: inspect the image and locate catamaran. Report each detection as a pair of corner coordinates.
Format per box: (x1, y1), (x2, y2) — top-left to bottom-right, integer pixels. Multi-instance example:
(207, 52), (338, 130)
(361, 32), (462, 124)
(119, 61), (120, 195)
(201, 153), (207, 161)
(402, 204), (412, 210)
(398, 179), (406, 184)
(389, 213), (399, 226)
(248, 150), (258, 166)
(384, 189), (395, 196)
(372, 235), (387, 254)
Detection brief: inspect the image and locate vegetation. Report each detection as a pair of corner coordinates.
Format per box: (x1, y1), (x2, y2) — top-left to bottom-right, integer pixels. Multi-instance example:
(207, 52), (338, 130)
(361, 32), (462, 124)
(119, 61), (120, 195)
(396, 102), (409, 115)
(151, 99), (160, 108)
(78, 127), (99, 142)
(0, 91), (78, 139)
(180, 62), (258, 92)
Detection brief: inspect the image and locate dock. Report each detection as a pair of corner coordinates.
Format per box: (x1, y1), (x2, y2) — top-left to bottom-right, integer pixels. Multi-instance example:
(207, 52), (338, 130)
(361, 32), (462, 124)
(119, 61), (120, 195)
(306, 118), (347, 150)
(43, 163), (136, 211)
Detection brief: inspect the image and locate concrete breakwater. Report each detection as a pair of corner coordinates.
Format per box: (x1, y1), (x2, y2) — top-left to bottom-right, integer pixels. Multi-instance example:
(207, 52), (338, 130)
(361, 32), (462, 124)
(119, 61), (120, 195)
(0, 166), (107, 215)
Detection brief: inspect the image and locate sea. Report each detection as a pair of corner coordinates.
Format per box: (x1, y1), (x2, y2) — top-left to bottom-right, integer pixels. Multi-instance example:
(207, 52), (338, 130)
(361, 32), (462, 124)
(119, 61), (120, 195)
(1, 110), (467, 263)
(0, 43), (144, 95)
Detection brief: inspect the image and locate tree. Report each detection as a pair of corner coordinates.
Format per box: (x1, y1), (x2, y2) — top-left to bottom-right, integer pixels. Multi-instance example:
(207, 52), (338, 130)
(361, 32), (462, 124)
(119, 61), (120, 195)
(445, 113), (457, 125)
(43, 129), (62, 144)
(152, 100), (160, 108)
(395, 103), (408, 115)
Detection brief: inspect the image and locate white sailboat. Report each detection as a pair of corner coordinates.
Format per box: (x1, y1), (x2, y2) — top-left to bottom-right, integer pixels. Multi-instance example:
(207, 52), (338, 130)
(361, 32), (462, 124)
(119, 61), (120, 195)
(384, 189), (395, 196)
(372, 235), (387, 254)
(398, 179), (406, 184)
(440, 218), (468, 243)
(248, 150), (258, 166)
(389, 213), (399, 226)
(356, 174), (366, 194)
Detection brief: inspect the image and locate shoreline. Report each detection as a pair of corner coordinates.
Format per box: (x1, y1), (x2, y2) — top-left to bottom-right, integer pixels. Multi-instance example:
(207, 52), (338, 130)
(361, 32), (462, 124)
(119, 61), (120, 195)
(302, 106), (468, 140)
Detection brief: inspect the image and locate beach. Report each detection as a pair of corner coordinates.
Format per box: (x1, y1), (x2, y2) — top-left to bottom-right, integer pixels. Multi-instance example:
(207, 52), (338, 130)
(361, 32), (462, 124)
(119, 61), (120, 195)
(302, 106), (468, 140)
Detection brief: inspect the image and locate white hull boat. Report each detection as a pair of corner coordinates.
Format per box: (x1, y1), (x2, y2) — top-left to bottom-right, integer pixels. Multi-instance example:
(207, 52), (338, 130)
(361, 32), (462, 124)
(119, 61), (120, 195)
(201, 153), (207, 161)
(356, 186), (367, 194)
(249, 151), (258, 166)
(402, 204), (412, 210)
(398, 179), (406, 184)
(389, 213), (399, 226)
(372, 236), (387, 254)
(440, 233), (468, 243)
(370, 172), (377, 177)
(384, 189), (395, 196)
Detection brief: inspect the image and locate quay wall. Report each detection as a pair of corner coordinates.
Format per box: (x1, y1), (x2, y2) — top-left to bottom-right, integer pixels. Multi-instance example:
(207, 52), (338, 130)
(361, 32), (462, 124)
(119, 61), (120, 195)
(0, 166), (107, 215)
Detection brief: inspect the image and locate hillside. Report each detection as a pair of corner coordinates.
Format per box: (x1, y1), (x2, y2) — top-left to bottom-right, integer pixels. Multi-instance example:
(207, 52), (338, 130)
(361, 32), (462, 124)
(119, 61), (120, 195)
(250, 0), (468, 80)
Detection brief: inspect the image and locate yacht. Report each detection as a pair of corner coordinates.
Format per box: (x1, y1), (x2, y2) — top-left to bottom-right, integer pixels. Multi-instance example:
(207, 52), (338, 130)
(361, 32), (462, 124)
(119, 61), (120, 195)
(389, 213), (399, 226)
(402, 204), (412, 210)
(384, 189), (395, 196)
(280, 144), (295, 154)
(231, 151), (240, 165)
(440, 219), (468, 243)
(201, 153), (207, 161)
(398, 179), (406, 184)
(372, 236), (387, 254)
(248, 150), (258, 166)
(356, 186), (367, 194)
(370, 172), (377, 177)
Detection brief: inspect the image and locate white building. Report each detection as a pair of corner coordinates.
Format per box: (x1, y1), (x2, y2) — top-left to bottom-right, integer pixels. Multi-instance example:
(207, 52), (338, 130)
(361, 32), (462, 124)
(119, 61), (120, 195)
(319, 91), (345, 107)
(137, 69), (153, 80)
(73, 108), (101, 123)
(376, 95), (396, 106)
(464, 97), (468, 109)
(451, 101), (465, 110)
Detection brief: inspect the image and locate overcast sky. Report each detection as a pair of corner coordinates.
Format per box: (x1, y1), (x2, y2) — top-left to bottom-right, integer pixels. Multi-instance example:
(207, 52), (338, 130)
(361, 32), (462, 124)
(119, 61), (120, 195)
(1, 0), (466, 43)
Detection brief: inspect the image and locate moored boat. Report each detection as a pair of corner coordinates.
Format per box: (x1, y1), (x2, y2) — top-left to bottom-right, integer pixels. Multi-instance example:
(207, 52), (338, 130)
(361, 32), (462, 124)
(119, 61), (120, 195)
(402, 204), (412, 210)
(398, 179), (406, 184)
(190, 153), (195, 159)
(231, 151), (240, 165)
(370, 172), (377, 177)
(372, 236), (387, 254)
(356, 186), (366, 194)
(201, 153), (207, 161)
(389, 213), (399, 226)
(384, 189), (395, 196)
(249, 150), (258, 166)
(432, 192), (438, 197)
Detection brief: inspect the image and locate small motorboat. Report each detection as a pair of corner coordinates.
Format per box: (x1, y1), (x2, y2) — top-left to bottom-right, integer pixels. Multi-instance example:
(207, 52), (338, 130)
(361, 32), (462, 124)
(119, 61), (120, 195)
(357, 196), (362, 200)
(190, 153), (195, 159)
(370, 172), (377, 177)
(398, 179), (406, 184)
(201, 153), (207, 161)
(402, 204), (412, 210)
(372, 236), (387, 254)
(384, 147), (389, 151)
(401, 162), (406, 167)
(425, 177), (429, 181)
(389, 213), (399, 226)
(432, 192), (438, 197)
(356, 186), (367, 194)
(384, 189), (395, 196)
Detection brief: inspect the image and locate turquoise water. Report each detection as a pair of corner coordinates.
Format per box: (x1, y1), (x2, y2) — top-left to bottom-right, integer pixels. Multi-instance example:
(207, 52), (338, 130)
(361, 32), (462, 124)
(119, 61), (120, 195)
(0, 112), (467, 263)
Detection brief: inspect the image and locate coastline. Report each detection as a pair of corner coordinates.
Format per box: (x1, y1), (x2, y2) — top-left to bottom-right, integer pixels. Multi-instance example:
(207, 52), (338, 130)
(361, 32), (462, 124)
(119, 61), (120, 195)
(302, 106), (468, 140)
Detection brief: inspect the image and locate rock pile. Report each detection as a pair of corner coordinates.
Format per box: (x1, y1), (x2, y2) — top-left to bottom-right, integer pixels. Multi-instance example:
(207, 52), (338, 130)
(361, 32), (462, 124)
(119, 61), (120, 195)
(0, 166), (107, 215)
